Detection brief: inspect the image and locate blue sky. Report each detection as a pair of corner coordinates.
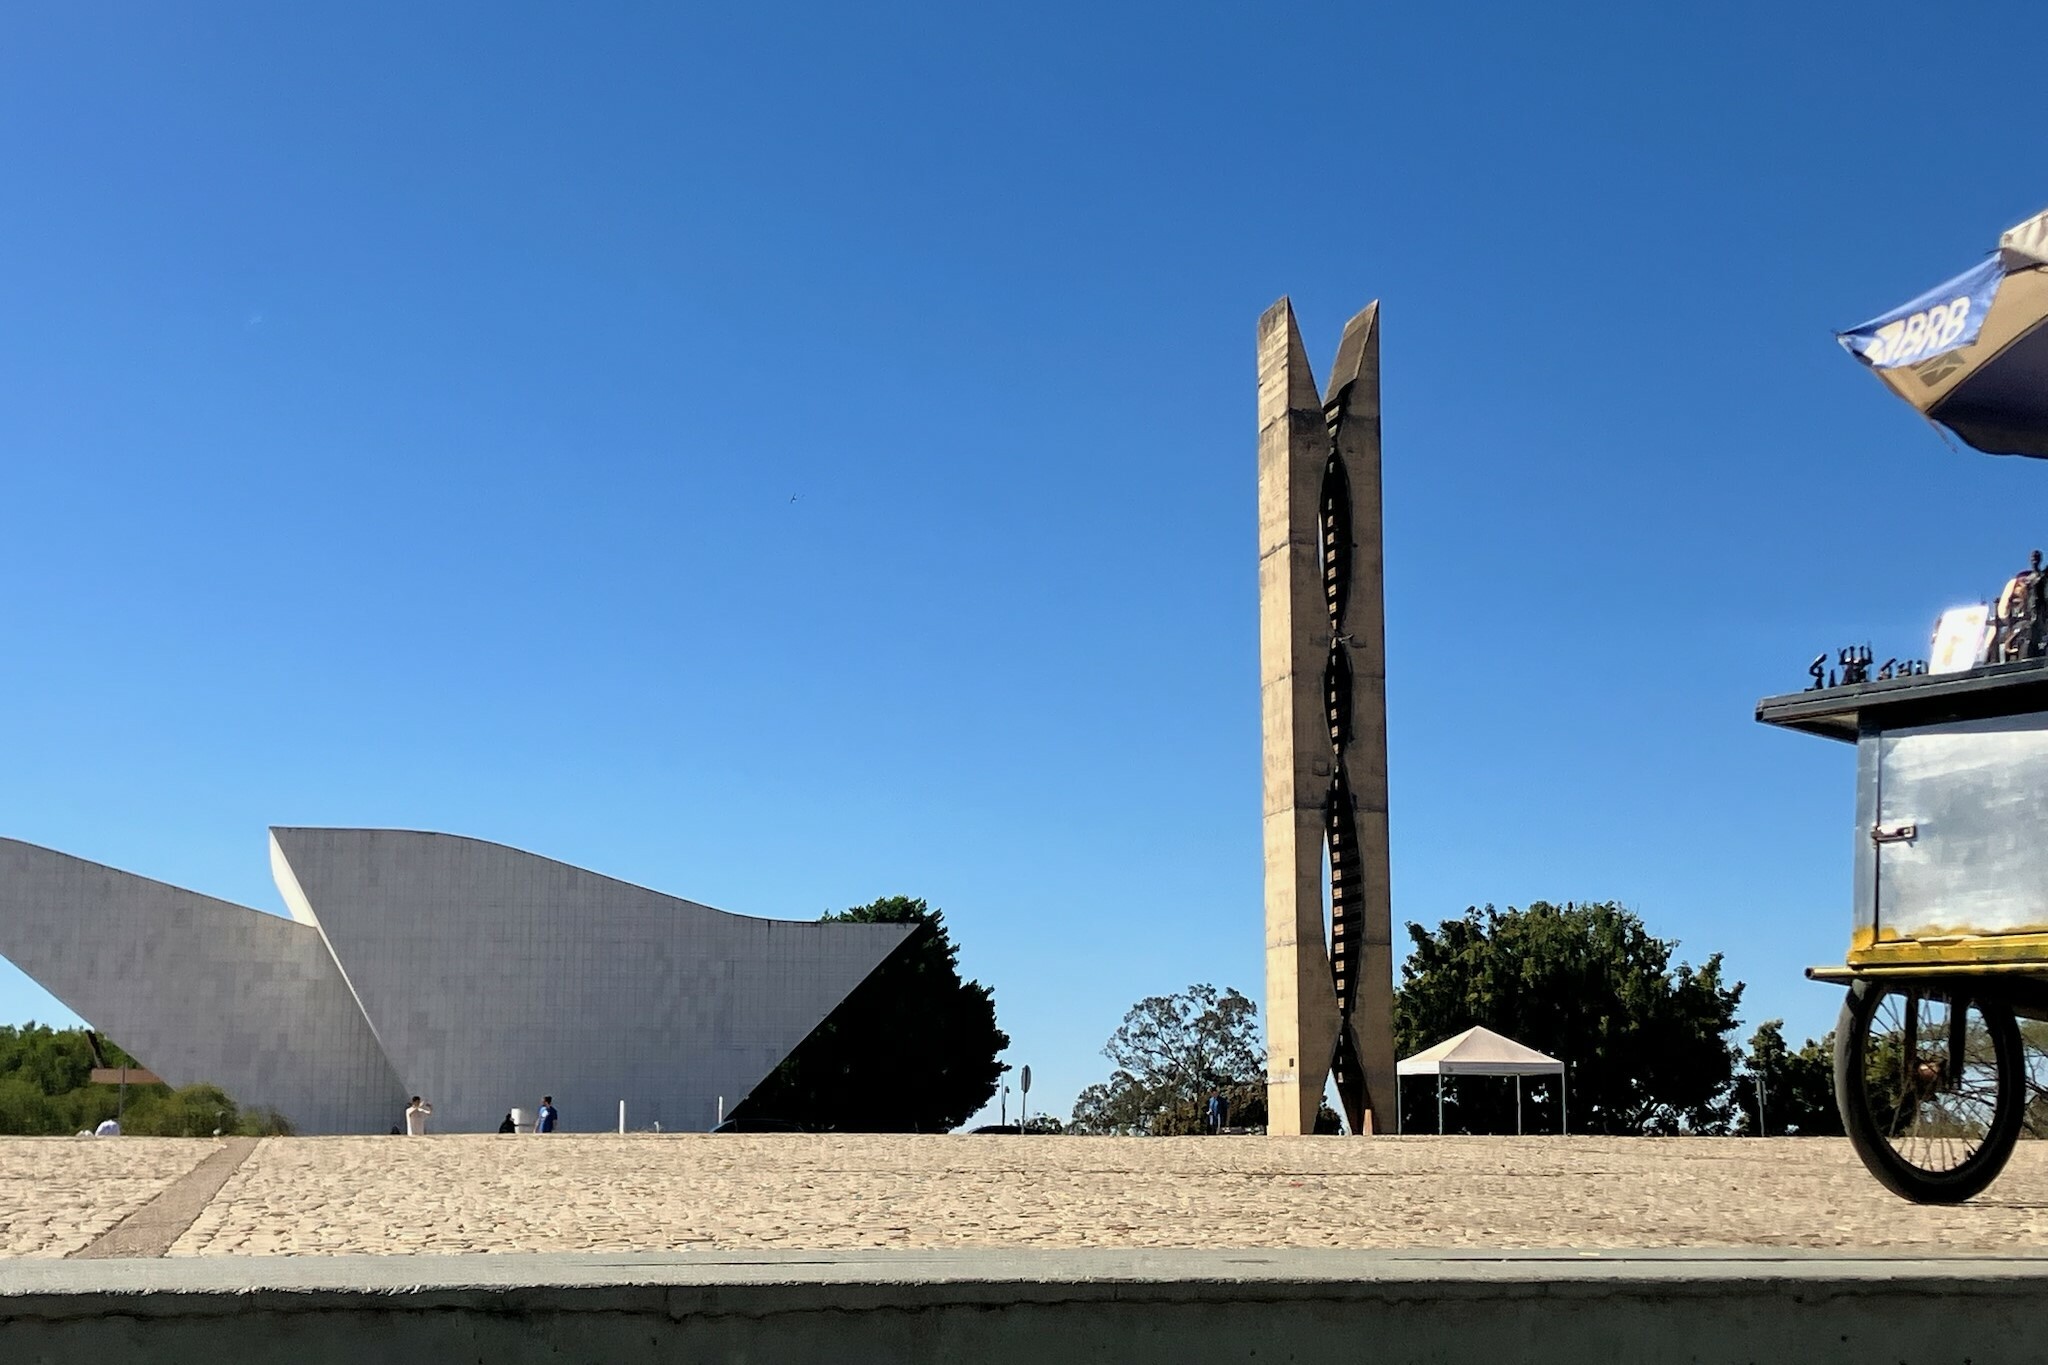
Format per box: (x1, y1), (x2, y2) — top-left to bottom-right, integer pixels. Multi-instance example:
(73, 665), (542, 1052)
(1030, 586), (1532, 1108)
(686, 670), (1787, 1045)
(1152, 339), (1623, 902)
(3, 3), (2045, 1128)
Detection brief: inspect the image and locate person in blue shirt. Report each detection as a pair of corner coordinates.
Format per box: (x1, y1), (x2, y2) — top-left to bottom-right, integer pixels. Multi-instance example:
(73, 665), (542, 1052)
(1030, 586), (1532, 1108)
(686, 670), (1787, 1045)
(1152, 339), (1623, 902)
(536, 1097), (559, 1133)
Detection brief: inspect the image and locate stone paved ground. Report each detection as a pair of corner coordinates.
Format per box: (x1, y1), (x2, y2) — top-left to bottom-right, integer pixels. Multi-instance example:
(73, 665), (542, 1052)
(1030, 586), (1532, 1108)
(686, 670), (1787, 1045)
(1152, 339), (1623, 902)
(11, 1134), (2048, 1257)
(0, 1138), (218, 1257)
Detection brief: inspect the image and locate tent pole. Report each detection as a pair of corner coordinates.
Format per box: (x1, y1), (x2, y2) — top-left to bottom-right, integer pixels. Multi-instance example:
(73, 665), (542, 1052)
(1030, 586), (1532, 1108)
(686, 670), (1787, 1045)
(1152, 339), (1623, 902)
(1437, 1077), (1444, 1136)
(1395, 1074), (1402, 1136)
(1561, 1067), (1568, 1135)
(1516, 1075), (1522, 1136)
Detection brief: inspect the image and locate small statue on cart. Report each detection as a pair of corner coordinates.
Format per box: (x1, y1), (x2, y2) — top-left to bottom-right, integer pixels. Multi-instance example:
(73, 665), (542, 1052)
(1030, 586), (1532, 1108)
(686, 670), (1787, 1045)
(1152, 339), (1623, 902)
(1987, 550), (2048, 664)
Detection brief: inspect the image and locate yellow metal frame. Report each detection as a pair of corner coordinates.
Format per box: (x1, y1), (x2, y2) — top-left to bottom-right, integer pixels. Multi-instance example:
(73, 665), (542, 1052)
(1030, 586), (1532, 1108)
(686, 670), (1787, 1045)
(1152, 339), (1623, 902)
(1810, 961), (2048, 983)
(1827, 925), (2048, 976)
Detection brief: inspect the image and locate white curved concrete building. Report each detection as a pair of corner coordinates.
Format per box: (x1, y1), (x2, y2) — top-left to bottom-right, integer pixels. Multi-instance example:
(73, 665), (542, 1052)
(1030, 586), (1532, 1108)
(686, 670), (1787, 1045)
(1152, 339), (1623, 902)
(0, 831), (914, 1134)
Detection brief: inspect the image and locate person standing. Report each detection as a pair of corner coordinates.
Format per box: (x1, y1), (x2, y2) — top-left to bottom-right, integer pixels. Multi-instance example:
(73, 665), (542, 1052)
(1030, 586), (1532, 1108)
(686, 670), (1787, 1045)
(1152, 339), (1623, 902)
(1205, 1092), (1223, 1134)
(405, 1096), (432, 1136)
(536, 1096), (558, 1133)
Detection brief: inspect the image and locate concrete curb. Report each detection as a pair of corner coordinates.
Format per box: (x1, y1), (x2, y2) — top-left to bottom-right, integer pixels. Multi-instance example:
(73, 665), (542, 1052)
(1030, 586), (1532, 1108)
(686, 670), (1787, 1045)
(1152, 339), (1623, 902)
(4, 1248), (2046, 1362)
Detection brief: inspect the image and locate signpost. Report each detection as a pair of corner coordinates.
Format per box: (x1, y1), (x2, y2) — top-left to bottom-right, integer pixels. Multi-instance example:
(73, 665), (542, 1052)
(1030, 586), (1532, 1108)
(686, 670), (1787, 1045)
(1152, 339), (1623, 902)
(89, 1067), (162, 1126)
(88, 1068), (162, 1085)
(1019, 1065), (1031, 1127)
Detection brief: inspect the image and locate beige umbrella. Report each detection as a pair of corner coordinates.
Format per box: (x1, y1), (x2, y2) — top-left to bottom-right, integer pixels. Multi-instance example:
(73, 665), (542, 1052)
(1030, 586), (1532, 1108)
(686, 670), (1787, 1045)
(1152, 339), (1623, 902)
(1841, 205), (2048, 457)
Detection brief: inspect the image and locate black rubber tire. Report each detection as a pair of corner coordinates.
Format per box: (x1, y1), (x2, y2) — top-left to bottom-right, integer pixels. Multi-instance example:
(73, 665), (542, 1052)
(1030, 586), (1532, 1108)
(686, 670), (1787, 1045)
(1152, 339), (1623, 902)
(1835, 979), (2025, 1204)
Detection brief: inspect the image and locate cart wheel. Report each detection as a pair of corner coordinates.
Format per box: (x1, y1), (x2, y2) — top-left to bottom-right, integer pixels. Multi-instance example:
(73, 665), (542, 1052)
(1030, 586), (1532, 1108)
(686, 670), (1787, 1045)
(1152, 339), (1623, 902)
(1835, 979), (2024, 1203)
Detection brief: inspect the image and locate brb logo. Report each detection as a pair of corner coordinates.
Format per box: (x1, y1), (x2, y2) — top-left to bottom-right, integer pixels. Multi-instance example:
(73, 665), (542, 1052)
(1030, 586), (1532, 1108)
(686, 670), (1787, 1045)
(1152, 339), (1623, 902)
(1865, 296), (1974, 367)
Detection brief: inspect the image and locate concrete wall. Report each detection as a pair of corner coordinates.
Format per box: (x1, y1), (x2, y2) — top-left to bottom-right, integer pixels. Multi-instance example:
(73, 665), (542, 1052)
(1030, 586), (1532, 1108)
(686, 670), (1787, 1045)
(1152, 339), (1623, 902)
(0, 831), (915, 1136)
(269, 829), (914, 1134)
(0, 840), (405, 1135)
(3, 1248), (2045, 1364)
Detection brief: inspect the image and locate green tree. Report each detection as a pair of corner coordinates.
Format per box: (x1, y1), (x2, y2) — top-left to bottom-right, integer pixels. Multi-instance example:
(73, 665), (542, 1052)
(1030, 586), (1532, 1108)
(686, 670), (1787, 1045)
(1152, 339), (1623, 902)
(0, 1022), (126, 1102)
(1730, 1020), (1841, 1136)
(2022, 1021), (2048, 1138)
(120, 1083), (295, 1137)
(1397, 902), (1744, 1135)
(0, 1023), (131, 1134)
(732, 896), (1008, 1132)
(0, 1022), (289, 1135)
(1069, 984), (1267, 1135)
(0, 1074), (66, 1135)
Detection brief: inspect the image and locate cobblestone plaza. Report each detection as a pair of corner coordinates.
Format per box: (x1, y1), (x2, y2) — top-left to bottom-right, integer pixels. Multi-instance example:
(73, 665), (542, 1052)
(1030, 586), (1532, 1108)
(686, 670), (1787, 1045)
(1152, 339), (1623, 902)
(10, 1134), (2048, 1260)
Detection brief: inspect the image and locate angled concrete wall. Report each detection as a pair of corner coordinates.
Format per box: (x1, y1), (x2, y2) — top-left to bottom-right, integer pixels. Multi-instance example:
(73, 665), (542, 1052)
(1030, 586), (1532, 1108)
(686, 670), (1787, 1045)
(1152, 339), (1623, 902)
(269, 829), (916, 1134)
(0, 840), (405, 1134)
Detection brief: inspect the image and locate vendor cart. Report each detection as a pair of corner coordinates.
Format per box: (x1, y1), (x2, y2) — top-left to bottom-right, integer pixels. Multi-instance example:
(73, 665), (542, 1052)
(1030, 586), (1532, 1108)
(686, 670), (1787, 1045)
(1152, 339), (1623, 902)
(1760, 665), (2048, 1201)
(1757, 200), (2048, 1201)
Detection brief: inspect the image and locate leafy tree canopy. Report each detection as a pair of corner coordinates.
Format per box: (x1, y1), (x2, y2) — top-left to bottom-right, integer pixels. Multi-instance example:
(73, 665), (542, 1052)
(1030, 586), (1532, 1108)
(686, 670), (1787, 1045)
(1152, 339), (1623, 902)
(0, 1022), (291, 1136)
(733, 896), (1008, 1132)
(1070, 984), (1270, 1135)
(1730, 1019), (1841, 1137)
(1397, 902), (1744, 1135)
(2021, 1021), (2048, 1139)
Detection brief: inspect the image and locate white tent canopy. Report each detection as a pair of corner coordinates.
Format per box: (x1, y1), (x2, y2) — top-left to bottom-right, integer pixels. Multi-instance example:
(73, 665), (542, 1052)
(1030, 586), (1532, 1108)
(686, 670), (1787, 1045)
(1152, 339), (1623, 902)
(1396, 1026), (1566, 1135)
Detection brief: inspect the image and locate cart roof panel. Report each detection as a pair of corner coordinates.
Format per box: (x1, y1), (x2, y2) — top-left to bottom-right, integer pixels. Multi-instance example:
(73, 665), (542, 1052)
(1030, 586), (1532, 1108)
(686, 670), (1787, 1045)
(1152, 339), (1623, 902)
(1757, 661), (2048, 742)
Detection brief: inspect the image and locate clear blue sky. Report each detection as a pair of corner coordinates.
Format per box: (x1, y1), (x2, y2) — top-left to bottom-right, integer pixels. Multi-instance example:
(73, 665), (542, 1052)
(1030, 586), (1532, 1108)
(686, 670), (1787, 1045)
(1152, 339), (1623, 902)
(3, 3), (2044, 1128)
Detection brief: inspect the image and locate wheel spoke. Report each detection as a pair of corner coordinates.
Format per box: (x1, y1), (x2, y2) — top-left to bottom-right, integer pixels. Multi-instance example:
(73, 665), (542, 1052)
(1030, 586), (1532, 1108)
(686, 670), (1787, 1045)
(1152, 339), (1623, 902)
(1857, 989), (1999, 1175)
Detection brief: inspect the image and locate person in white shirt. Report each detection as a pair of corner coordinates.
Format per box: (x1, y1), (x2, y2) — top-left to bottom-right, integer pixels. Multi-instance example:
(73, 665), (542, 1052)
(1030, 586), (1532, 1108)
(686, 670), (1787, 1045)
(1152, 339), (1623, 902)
(404, 1096), (432, 1136)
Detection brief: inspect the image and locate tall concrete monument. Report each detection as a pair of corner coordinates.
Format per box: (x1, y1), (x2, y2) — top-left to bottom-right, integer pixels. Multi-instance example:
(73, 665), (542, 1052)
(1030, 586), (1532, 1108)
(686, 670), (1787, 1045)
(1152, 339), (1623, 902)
(1258, 298), (1396, 1136)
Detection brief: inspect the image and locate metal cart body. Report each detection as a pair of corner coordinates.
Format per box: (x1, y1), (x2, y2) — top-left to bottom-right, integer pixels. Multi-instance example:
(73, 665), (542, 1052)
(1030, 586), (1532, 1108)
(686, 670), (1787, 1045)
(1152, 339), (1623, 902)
(1760, 663), (2048, 1200)
(1761, 663), (2048, 979)
(1862, 713), (2048, 952)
